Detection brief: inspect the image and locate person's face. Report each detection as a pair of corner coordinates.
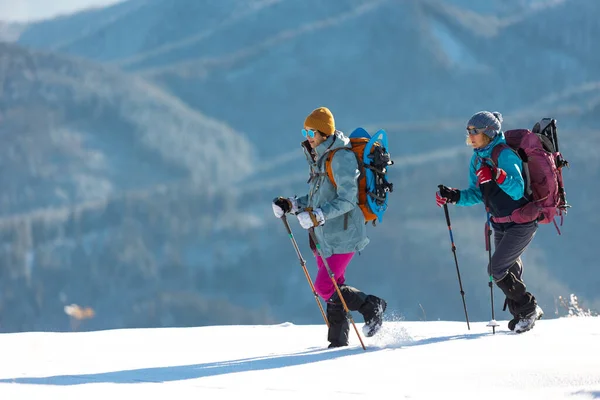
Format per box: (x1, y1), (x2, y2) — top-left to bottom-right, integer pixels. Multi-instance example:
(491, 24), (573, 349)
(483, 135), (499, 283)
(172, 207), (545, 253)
(467, 126), (490, 149)
(303, 126), (327, 149)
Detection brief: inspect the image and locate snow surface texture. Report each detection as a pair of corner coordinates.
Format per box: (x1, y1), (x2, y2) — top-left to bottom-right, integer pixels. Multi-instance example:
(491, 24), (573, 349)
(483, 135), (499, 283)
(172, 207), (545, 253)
(0, 316), (599, 400)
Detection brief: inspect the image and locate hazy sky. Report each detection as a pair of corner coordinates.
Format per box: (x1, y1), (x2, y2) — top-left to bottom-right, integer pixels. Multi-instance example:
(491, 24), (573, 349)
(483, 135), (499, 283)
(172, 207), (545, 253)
(0, 0), (125, 22)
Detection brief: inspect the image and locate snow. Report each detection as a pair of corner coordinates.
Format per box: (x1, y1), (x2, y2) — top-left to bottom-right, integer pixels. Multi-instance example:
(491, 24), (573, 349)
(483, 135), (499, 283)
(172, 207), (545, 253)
(0, 317), (599, 399)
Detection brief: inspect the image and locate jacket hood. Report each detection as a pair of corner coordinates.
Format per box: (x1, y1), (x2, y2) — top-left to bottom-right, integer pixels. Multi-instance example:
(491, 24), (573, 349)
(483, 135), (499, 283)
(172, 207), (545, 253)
(474, 131), (506, 159)
(302, 130), (350, 164)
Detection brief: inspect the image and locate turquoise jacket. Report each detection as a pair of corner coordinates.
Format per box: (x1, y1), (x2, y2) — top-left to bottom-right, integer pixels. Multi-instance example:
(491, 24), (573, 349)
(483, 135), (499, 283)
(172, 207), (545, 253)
(296, 131), (369, 258)
(457, 132), (526, 207)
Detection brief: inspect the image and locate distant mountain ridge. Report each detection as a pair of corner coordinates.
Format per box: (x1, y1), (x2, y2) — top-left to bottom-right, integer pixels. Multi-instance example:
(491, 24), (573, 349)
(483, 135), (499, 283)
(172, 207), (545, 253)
(0, 42), (255, 215)
(0, 21), (27, 42)
(16, 0), (598, 157)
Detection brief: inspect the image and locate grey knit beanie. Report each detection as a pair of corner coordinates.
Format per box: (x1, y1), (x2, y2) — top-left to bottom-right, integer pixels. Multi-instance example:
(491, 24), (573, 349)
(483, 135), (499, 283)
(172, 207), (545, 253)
(467, 111), (503, 138)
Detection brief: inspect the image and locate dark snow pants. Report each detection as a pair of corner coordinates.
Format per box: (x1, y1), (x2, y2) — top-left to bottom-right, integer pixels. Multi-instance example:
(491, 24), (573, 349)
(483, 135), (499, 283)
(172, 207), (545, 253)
(489, 220), (538, 282)
(490, 220), (538, 318)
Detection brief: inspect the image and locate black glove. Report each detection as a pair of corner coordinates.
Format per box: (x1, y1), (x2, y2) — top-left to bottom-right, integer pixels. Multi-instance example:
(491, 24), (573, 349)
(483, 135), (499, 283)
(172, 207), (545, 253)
(437, 185), (460, 206)
(272, 196), (295, 218)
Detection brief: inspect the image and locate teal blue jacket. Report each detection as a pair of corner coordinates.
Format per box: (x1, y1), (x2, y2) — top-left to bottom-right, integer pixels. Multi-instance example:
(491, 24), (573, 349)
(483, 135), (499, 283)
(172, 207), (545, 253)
(296, 131), (369, 258)
(457, 132), (526, 208)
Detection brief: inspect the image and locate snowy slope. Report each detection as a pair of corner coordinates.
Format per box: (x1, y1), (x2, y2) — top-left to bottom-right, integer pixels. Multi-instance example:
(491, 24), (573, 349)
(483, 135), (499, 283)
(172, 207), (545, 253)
(0, 318), (599, 399)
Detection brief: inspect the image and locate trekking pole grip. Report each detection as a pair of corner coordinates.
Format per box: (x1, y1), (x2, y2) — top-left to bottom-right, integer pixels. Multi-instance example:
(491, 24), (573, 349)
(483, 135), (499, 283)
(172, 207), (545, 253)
(438, 185), (452, 227)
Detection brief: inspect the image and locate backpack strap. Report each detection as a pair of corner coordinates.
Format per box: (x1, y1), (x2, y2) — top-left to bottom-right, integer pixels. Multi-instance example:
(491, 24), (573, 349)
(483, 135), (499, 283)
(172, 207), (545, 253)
(325, 147), (355, 189)
(324, 149), (340, 189)
(491, 215), (513, 224)
(490, 143), (511, 167)
(479, 143), (513, 215)
(490, 141), (534, 206)
(324, 148), (353, 227)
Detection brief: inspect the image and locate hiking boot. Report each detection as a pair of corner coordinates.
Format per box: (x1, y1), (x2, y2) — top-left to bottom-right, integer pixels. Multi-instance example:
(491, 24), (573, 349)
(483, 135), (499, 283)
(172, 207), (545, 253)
(497, 273), (540, 333)
(512, 305), (544, 333)
(327, 340), (348, 349)
(326, 302), (349, 348)
(329, 288), (387, 338)
(508, 317), (519, 331)
(361, 297), (387, 337)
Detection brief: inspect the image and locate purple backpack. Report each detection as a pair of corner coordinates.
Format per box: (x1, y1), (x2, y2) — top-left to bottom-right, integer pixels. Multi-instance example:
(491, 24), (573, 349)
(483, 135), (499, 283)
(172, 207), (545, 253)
(491, 119), (570, 234)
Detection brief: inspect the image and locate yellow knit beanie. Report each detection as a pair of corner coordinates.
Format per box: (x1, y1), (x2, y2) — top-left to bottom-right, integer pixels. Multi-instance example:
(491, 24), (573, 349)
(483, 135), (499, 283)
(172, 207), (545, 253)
(304, 107), (335, 136)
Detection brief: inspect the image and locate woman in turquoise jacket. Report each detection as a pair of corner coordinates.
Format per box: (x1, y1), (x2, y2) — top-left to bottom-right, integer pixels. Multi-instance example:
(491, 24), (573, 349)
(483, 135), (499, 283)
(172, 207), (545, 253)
(272, 107), (386, 348)
(436, 111), (543, 333)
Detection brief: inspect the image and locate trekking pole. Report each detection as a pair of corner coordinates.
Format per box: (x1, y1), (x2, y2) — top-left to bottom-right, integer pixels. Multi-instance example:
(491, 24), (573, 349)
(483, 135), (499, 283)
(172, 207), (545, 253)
(485, 214), (499, 334)
(308, 228), (366, 350)
(281, 216), (329, 327)
(438, 185), (470, 330)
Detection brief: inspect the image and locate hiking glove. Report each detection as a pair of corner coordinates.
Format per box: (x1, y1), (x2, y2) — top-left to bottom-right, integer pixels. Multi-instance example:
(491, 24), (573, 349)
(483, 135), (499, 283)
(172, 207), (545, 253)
(476, 165), (493, 185)
(272, 196), (298, 218)
(297, 208), (325, 229)
(436, 185), (460, 207)
(494, 168), (507, 184)
(476, 165), (507, 185)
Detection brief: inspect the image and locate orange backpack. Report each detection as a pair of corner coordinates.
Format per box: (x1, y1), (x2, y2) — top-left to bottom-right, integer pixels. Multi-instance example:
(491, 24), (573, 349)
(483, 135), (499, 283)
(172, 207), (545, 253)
(324, 129), (393, 225)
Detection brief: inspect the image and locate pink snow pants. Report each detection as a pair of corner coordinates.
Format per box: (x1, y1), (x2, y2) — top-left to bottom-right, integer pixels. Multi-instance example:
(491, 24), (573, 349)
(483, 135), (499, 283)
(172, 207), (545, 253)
(313, 252), (355, 301)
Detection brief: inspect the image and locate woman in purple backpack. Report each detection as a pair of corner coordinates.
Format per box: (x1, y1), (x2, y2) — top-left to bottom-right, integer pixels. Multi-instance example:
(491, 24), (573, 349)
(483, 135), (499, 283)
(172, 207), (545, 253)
(436, 111), (544, 333)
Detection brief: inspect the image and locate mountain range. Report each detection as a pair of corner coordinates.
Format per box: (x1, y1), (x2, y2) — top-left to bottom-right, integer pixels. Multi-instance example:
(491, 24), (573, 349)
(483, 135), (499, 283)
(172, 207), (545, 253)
(0, 0), (598, 332)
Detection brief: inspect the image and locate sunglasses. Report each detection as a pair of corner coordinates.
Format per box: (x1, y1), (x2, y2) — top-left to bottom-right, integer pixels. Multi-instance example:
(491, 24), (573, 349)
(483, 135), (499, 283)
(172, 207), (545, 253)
(302, 129), (319, 138)
(466, 126), (489, 135)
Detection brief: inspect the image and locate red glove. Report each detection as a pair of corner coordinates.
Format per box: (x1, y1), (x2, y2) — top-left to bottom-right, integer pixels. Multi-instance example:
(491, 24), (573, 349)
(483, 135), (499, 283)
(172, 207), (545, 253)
(436, 186), (460, 207)
(436, 191), (447, 207)
(495, 168), (507, 184)
(476, 166), (493, 185)
(476, 165), (507, 185)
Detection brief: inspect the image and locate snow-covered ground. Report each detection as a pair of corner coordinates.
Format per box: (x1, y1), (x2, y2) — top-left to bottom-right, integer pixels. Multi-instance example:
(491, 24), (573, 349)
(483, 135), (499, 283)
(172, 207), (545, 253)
(0, 317), (598, 399)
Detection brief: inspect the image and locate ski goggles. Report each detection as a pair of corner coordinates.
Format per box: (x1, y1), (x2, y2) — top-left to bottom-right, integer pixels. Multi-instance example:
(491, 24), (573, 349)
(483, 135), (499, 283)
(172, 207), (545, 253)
(302, 129), (318, 138)
(466, 126), (489, 135)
